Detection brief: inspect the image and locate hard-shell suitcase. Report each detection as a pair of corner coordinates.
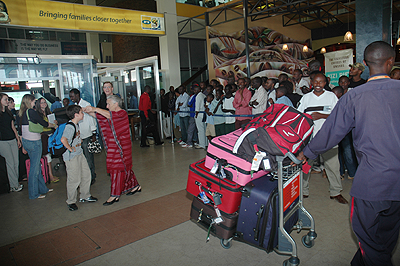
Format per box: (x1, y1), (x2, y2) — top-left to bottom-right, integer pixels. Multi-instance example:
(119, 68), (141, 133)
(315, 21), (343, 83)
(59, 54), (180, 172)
(0, 155), (10, 194)
(26, 156), (50, 184)
(187, 158), (242, 214)
(235, 175), (298, 252)
(190, 197), (238, 240)
(205, 129), (269, 186)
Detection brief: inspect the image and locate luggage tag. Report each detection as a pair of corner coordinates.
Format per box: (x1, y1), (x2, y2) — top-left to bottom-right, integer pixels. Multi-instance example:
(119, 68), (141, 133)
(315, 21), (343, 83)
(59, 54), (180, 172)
(251, 151), (267, 171)
(263, 158), (271, 170)
(210, 161), (219, 174)
(199, 191), (210, 204)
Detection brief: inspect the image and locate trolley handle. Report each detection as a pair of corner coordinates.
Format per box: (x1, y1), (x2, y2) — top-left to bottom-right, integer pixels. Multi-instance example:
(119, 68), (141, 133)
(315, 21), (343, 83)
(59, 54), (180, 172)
(285, 152), (302, 164)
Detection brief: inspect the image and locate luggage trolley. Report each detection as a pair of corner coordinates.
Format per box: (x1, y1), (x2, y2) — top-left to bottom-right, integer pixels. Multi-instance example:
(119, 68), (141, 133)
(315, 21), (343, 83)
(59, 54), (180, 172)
(273, 153), (317, 266)
(219, 153), (317, 266)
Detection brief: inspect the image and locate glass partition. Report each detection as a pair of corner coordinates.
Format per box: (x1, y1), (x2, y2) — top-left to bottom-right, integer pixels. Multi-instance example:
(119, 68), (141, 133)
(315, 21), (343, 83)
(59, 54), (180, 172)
(0, 54), (97, 106)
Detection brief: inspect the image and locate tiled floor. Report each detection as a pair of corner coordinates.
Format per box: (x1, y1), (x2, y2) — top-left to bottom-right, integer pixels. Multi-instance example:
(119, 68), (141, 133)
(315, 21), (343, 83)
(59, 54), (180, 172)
(0, 140), (399, 266)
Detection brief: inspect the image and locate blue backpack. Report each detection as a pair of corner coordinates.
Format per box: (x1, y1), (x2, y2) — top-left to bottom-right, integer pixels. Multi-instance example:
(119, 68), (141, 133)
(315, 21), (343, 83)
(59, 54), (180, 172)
(48, 122), (76, 156)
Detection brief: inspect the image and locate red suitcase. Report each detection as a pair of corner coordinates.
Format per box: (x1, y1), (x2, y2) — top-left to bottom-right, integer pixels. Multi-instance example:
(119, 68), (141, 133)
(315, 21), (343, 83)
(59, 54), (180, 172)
(205, 129), (269, 186)
(187, 158), (242, 214)
(26, 156), (50, 184)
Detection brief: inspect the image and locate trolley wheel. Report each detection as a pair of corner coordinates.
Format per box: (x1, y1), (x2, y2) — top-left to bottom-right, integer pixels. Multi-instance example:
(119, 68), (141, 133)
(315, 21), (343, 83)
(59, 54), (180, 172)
(220, 238), (232, 249)
(302, 234), (314, 248)
(283, 256), (300, 266)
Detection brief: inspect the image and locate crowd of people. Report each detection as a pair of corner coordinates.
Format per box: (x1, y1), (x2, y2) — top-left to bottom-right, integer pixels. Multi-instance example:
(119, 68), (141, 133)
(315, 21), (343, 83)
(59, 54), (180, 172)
(1, 41), (400, 264)
(0, 81), (141, 210)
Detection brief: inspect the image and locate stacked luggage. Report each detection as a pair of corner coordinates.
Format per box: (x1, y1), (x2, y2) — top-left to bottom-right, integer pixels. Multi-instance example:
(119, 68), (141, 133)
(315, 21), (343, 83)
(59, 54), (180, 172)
(186, 104), (317, 266)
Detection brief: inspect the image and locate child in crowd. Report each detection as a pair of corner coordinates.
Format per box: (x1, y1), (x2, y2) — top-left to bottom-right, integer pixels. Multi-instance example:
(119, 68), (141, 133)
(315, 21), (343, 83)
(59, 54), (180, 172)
(61, 105), (97, 211)
(222, 85), (236, 134)
(212, 89), (225, 136)
(273, 86), (294, 107)
(338, 76), (351, 93)
(205, 94), (216, 142)
(332, 86), (344, 99)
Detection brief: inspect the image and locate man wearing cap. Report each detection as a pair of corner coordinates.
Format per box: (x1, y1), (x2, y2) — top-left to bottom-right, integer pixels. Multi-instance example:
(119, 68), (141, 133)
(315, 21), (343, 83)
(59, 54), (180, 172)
(349, 63), (366, 88)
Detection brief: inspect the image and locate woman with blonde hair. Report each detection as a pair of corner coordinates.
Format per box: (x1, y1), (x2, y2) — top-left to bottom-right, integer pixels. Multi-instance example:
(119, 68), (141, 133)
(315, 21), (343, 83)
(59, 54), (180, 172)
(35, 97), (59, 183)
(18, 94), (56, 199)
(0, 92), (22, 192)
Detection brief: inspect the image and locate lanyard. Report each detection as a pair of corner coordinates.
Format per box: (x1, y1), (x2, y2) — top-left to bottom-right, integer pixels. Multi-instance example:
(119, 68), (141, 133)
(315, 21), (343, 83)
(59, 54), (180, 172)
(367, 75), (390, 82)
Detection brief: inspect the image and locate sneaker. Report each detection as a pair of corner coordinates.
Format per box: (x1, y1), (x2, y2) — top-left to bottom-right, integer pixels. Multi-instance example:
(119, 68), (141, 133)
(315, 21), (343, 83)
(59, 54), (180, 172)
(195, 145), (203, 149)
(179, 141), (186, 145)
(68, 203), (78, 211)
(182, 144), (193, 148)
(48, 188), (54, 193)
(177, 139), (183, 143)
(79, 196), (98, 203)
(10, 184), (23, 192)
(38, 195), (46, 199)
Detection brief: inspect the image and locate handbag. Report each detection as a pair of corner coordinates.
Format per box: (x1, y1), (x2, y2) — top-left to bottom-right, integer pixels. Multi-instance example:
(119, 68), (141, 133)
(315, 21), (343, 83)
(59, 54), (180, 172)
(88, 137), (102, 154)
(26, 110), (43, 133)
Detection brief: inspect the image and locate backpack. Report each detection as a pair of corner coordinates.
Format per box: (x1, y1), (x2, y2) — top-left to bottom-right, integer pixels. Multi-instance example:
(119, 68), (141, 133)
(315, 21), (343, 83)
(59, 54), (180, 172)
(48, 122), (76, 156)
(232, 104), (314, 170)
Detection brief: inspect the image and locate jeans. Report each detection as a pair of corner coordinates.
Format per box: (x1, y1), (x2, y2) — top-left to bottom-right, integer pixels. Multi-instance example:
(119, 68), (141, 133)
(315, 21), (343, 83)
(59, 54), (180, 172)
(180, 116), (190, 143)
(81, 137), (96, 182)
(338, 133), (358, 177)
(22, 138), (49, 199)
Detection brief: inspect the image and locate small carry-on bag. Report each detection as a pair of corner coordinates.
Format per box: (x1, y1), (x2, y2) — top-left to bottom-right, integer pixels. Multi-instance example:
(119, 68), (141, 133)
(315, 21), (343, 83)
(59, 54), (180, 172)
(190, 197), (238, 241)
(26, 156), (50, 184)
(205, 129), (269, 186)
(233, 104), (313, 171)
(187, 158), (243, 214)
(235, 175), (298, 253)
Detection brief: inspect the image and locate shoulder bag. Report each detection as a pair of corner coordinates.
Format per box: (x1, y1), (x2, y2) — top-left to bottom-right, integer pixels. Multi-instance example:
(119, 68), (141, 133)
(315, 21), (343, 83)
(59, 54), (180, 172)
(26, 110), (43, 133)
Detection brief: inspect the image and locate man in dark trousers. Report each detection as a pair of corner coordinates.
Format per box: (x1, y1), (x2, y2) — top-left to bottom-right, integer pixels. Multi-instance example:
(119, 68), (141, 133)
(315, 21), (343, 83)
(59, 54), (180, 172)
(138, 86), (163, 147)
(297, 41), (400, 265)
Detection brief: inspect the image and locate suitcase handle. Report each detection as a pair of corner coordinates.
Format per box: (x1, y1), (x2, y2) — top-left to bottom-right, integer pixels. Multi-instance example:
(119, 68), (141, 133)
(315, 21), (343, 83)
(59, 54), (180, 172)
(254, 204), (265, 241)
(195, 181), (223, 199)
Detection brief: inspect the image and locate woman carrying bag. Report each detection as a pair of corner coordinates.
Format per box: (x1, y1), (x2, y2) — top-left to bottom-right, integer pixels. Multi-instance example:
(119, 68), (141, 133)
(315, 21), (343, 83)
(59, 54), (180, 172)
(18, 94), (56, 199)
(35, 97), (59, 183)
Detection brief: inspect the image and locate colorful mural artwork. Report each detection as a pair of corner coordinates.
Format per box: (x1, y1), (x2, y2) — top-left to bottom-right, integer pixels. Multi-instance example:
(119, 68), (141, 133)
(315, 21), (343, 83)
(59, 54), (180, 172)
(209, 26), (315, 85)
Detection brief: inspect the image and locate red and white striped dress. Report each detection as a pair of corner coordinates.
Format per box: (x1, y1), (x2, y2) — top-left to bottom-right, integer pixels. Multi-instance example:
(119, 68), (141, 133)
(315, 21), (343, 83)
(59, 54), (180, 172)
(97, 110), (139, 197)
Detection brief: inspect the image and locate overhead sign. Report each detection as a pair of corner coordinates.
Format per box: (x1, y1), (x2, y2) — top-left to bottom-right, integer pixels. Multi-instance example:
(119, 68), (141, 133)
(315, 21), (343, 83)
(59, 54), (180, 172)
(16, 40), (62, 54)
(3, 0), (165, 35)
(324, 49), (353, 86)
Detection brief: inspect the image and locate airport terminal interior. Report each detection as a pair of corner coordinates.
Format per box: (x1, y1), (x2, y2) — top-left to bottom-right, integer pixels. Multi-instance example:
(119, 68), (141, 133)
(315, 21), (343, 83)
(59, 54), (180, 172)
(0, 141), (398, 266)
(2, 0), (400, 265)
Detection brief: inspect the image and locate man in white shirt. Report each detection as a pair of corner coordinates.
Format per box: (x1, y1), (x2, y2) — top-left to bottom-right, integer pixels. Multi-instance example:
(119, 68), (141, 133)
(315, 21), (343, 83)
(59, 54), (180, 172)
(195, 85), (207, 149)
(293, 69), (310, 96)
(297, 73), (347, 204)
(69, 89), (98, 185)
(249, 77), (268, 115)
(175, 86), (190, 145)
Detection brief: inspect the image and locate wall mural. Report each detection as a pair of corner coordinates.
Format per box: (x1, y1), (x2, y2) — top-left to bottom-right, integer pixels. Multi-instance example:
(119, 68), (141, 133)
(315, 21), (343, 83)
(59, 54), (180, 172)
(209, 26), (314, 85)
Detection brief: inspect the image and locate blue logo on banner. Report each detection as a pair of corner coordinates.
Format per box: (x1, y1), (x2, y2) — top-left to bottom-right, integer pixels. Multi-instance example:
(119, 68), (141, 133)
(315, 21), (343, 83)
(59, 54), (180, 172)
(142, 20), (151, 25)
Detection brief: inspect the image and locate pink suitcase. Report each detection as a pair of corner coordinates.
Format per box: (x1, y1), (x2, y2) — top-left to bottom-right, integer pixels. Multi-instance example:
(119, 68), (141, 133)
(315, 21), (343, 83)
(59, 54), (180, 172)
(26, 156), (50, 184)
(205, 129), (269, 186)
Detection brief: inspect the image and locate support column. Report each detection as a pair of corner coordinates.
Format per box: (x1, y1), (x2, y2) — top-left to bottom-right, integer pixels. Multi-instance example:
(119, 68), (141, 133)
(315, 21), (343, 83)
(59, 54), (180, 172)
(157, 0), (181, 88)
(42, 80), (50, 93)
(356, 0), (392, 78)
(83, 0), (101, 61)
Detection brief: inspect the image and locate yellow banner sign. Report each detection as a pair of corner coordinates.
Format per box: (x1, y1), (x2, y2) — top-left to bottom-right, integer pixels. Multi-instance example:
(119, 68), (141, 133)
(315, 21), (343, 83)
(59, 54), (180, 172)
(3, 0), (165, 35)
